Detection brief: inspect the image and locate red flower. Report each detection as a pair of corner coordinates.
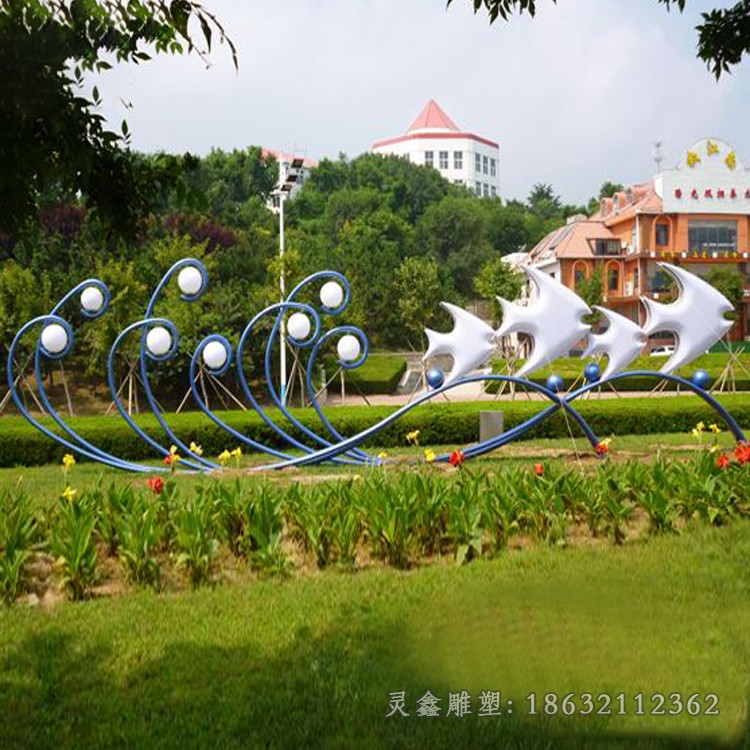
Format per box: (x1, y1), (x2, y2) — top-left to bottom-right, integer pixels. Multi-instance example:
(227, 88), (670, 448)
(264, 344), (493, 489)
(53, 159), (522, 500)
(595, 442), (609, 456)
(534, 463), (544, 476)
(148, 476), (164, 495)
(734, 443), (750, 465)
(716, 454), (731, 470)
(449, 450), (466, 468)
(163, 455), (173, 466)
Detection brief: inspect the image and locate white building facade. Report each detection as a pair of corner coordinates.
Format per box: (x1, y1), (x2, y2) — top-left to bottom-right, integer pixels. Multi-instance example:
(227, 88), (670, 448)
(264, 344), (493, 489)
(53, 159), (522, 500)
(372, 100), (501, 198)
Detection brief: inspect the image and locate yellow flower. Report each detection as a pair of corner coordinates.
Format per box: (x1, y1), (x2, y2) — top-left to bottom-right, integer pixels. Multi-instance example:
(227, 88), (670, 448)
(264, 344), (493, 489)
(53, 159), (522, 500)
(62, 486), (78, 502)
(61, 454), (76, 471)
(686, 150), (701, 168)
(377, 452), (388, 461)
(696, 422), (705, 432)
(709, 423), (721, 435)
(189, 441), (203, 457)
(218, 450), (232, 465)
(231, 447), (242, 459)
(706, 140), (719, 156)
(424, 448), (435, 463)
(726, 151), (737, 170)
(406, 430), (420, 446)
(709, 445), (719, 453)
(599, 438), (612, 448)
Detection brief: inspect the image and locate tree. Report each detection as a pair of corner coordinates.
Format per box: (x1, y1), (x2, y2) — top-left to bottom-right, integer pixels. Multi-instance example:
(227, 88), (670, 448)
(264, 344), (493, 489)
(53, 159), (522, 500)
(447, 0), (750, 78)
(394, 256), (447, 349)
(527, 183), (562, 222)
(707, 267), (745, 319)
(0, 0), (235, 237)
(474, 256), (523, 326)
(576, 267), (604, 326)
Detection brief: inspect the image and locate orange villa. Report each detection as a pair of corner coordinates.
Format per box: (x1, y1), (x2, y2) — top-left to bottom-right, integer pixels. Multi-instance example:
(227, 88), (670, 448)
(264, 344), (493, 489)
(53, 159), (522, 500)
(525, 138), (750, 343)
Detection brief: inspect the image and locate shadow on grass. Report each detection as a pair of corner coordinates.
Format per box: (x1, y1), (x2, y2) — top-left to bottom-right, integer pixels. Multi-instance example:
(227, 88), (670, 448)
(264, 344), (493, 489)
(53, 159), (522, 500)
(1, 614), (747, 750)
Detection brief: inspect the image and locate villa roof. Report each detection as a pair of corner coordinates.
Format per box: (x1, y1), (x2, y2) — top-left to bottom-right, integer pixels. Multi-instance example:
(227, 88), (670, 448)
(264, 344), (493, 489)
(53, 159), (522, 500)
(591, 181), (663, 225)
(526, 219), (619, 262)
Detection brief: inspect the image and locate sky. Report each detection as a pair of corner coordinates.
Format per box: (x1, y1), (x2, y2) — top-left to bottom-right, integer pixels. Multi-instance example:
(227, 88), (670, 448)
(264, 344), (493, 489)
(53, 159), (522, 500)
(94, 0), (750, 205)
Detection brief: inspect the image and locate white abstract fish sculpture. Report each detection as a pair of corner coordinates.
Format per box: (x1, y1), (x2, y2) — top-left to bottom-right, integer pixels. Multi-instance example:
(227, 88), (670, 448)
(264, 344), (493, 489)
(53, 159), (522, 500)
(640, 263), (733, 374)
(496, 266), (591, 377)
(423, 302), (496, 386)
(582, 307), (647, 379)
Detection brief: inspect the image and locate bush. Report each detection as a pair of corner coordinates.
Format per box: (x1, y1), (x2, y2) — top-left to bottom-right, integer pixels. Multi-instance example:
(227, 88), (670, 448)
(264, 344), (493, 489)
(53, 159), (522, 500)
(1, 393), (750, 467)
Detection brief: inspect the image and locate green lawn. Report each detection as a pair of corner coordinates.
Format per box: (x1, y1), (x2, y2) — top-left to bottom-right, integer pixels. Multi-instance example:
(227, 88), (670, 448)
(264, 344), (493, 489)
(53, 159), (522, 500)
(1, 524), (749, 749)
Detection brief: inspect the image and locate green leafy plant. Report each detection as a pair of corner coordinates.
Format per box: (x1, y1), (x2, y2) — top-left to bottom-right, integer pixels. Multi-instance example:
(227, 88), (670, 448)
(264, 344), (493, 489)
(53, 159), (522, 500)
(173, 496), (220, 589)
(50, 496), (98, 601)
(117, 494), (163, 589)
(0, 488), (38, 603)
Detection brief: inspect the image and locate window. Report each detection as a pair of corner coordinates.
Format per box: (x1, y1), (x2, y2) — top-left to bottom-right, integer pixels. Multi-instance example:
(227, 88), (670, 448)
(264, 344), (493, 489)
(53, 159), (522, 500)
(594, 239), (621, 256)
(490, 158), (497, 177)
(483, 156), (489, 174)
(475, 153), (481, 172)
(425, 151), (434, 167)
(607, 265), (620, 293)
(475, 181), (482, 196)
(453, 151), (463, 170)
(439, 151), (449, 170)
(483, 183), (489, 197)
(633, 266), (639, 293)
(453, 179), (464, 185)
(490, 186), (497, 197)
(655, 223), (669, 247)
(688, 220), (737, 254)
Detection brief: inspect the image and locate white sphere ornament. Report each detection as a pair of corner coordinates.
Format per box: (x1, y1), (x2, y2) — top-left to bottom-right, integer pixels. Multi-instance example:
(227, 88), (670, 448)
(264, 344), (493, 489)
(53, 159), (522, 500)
(337, 334), (361, 363)
(146, 326), (172, 357)
(287, 312), (311, 340)
(41, 323), (68, 355)
(320, 281), (344, 309)
(80, 286), (104, 313)
(202, 340), (228, 370)
(178, 266), (203, 296)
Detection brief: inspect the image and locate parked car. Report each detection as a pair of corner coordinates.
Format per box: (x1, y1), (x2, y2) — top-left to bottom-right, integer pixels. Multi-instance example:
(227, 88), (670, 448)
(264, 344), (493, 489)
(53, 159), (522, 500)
(649, 345), (675, 357)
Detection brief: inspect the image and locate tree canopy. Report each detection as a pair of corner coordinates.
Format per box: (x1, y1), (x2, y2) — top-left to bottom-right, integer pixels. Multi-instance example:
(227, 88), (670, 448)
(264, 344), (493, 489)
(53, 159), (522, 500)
(447, 0), (750, 78)
(0, 0), (235, 237)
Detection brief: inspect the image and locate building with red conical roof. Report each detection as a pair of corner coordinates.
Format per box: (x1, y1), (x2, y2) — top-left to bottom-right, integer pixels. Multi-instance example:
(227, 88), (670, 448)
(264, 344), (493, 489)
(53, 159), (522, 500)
(372, 100), (500, 198)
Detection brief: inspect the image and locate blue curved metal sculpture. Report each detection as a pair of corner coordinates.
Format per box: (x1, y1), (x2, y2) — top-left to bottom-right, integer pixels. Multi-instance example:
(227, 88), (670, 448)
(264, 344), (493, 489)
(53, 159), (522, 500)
(6, 259), (747, 474)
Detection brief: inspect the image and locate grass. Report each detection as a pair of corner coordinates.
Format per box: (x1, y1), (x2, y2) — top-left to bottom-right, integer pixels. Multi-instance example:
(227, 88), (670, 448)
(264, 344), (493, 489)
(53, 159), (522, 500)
(1, 523), (749, 748)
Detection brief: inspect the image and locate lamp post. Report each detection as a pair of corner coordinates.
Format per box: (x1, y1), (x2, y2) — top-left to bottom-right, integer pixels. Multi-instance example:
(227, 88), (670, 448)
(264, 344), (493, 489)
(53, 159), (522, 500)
(273, 151), (305, 406)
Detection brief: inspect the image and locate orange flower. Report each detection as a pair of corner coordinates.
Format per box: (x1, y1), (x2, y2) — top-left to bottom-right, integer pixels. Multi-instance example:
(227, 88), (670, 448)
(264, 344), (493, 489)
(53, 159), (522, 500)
(534, 463), (544, 476)
(716, 454), (731, 470)
(595, 442), (609, 456)
(449, 450), (466, 468)
(734, 443), (750, 465)
(148, 476), (165, 494)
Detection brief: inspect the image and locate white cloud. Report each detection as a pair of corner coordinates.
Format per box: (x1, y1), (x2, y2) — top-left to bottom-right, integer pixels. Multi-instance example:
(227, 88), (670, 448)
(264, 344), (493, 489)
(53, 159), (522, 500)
(95, 0), (747, 203)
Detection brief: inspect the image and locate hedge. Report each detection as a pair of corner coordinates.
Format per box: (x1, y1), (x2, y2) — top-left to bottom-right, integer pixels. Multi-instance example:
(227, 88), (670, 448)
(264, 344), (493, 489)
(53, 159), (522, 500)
(489, 353), (750, 393)
(323, 352), (406, 395)
(1, 393), (749, 468)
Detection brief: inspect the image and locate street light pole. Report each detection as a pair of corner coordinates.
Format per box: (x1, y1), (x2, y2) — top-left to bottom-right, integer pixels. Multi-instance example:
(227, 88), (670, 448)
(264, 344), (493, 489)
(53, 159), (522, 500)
(278, 155), (288, 406)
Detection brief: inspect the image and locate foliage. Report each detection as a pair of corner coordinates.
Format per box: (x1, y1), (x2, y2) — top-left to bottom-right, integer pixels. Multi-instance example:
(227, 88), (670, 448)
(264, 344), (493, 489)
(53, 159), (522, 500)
(173, 492), (220, 588)
(474, 255), (524, 326)
(117, 492), (163, 588)
(394, 256), (450, 350)
(447, 0), (749, 79)
(50, 495), (98, 600)
(706, 266), (745, 317)
(0, 0), (235, 236)
(0, 487), (38, 603)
